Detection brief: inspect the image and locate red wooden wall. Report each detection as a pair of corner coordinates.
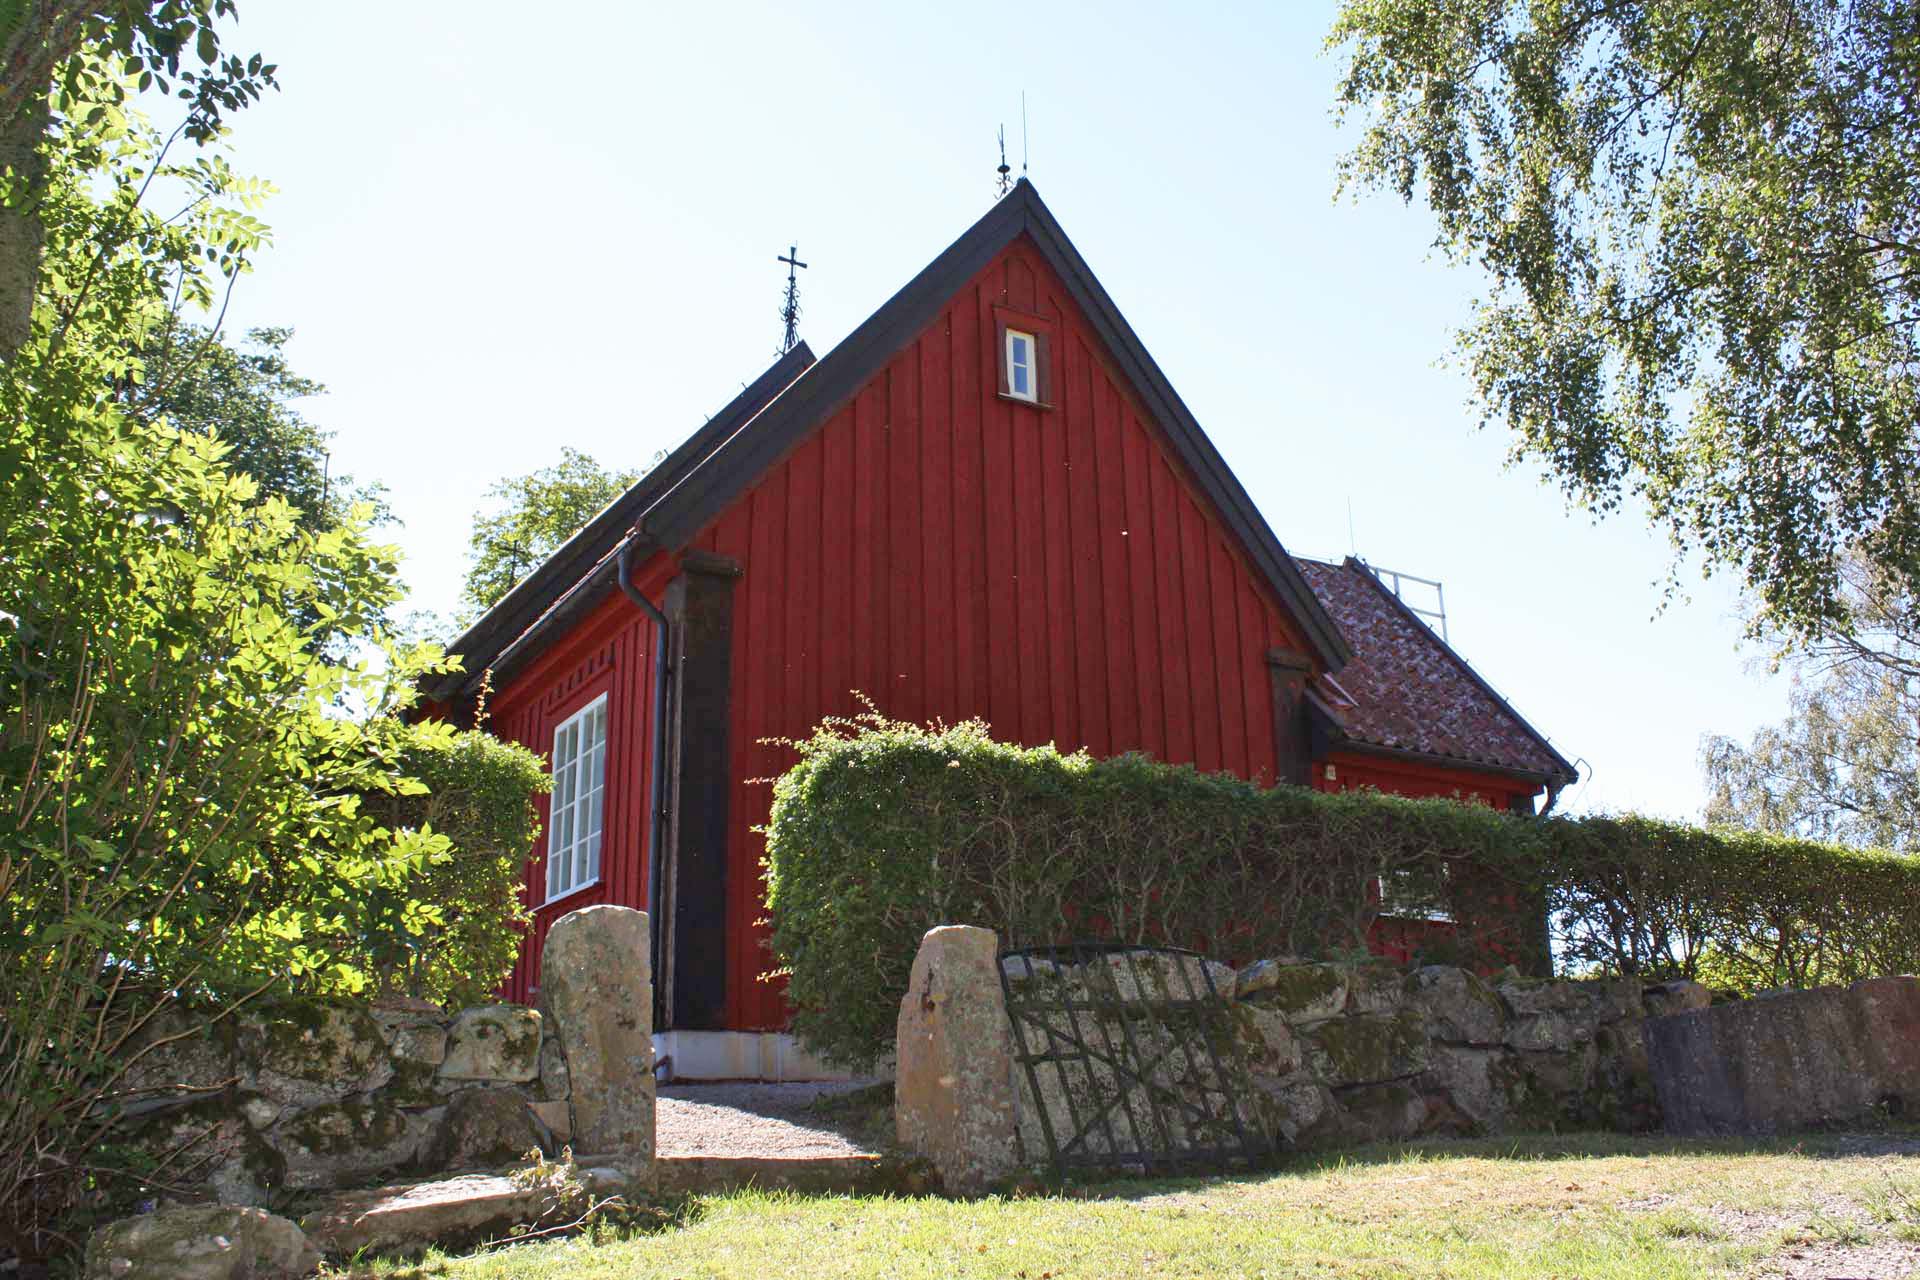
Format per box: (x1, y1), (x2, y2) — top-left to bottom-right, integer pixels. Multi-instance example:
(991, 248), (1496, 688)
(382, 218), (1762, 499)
(493, 559), (670, 1005)
(1314, 749), (1544, 969)
(490, 231), (1545, 1024)
(681, 235), (1318, 1028)
(1314, 750), (1538, 812)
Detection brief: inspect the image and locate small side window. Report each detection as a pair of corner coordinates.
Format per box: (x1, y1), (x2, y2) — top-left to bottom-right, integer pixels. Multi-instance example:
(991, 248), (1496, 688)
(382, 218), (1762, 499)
(1005, 328), (1037, 402)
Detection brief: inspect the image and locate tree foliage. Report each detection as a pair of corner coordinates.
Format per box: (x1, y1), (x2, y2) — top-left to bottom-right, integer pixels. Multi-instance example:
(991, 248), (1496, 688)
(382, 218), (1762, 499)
(1701, 668), (1920, 851)
(0, 1), (275, 136)
(353, 727), (550, 1009)
(119, 321), (385, 530)
(0, 59), (537, 1259)
(0, 1), (277, 362)
(460, 446), (639, 620)
(1702, 556), (1920, 851)
(1331, 0), (1920, 641)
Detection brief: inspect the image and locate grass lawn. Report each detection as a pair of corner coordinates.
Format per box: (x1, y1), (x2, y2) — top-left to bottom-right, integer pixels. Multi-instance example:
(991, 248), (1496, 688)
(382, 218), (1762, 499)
(329, 1132), (1920, 1280)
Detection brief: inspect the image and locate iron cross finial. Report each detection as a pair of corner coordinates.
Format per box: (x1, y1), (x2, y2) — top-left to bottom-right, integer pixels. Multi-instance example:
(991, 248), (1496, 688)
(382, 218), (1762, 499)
(778, 245), (808, 355)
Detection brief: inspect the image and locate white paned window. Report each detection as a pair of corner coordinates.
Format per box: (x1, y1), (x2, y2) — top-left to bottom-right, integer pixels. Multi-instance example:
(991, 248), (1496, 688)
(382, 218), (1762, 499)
(1005, 328), (1037, 401)
(546, 693), (608, 901)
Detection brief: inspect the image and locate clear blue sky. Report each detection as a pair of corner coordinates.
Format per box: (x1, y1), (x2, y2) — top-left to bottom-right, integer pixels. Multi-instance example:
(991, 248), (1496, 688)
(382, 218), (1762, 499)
(204, 0), (1787, 819)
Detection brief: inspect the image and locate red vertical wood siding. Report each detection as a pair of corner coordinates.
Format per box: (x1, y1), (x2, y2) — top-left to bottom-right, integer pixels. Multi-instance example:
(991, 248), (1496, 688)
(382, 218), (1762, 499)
(693, 237), (1315, 1029)
(1315, 749), (1546, 969)
(490, 233), (1547, 1026)
(1313, 749), (1537, 812)
(492, 560), (668, 1007)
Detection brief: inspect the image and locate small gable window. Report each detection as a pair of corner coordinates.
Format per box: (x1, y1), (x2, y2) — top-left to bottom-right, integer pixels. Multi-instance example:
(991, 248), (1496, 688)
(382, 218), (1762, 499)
(1005, 329), (1037, 402)
(546, 693), (607, 902)
(994, 307), (1053, 408)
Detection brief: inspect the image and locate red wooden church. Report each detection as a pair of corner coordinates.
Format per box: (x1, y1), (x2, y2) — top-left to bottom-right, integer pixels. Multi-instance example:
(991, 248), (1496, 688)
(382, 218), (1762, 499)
(426, 181), (1576, 1078)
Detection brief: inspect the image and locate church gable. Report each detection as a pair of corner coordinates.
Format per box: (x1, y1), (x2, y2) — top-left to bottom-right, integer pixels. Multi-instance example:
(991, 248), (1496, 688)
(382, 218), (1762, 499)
(682, 224), (1325, 780)
(634, 181), (1349, 676)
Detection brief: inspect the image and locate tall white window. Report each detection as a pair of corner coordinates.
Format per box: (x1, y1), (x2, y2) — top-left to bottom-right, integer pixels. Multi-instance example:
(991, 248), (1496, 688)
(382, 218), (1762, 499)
(546, 694), (607, 901)
(1005, 328), (1037, 401)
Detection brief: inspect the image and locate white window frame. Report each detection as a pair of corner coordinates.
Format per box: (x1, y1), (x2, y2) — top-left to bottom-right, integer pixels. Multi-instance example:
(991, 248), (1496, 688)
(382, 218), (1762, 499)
(545, 692), (608, 903)
(1005, 328), (1037, 402)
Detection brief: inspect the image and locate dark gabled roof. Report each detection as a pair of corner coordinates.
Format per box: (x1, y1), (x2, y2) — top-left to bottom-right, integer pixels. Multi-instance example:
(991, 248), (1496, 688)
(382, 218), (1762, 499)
(438, 180), (1351, 697)
(632, 180), (1351, 670)
(1295, 557), (1578, 787)
(430, 344), (815, 698)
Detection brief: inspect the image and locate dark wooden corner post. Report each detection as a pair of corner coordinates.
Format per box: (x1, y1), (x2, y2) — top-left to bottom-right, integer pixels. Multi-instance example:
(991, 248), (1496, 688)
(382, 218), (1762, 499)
(662, 550), (741, 1031)
(1266, 648), (1315, 787)
(1507, 790), (1556, 978)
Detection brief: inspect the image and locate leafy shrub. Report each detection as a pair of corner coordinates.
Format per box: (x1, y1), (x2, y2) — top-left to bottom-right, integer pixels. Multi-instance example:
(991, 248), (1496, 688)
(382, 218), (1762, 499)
(764, 712), (1525, 1070)
(764, 712), (1920, 1070)
(1541, 815), (1920, 991)
(0, 61), (537, 1259)
(353, 724), (550, 1007)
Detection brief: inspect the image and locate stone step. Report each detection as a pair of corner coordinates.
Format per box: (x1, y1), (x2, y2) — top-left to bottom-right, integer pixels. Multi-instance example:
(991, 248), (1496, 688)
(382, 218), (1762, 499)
(299, 1154), (918, 1260)
(300, 1160), (644, 1259)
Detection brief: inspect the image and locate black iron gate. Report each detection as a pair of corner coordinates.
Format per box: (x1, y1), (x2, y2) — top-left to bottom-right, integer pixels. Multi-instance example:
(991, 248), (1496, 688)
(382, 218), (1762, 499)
(999, 942), (1269, 1176)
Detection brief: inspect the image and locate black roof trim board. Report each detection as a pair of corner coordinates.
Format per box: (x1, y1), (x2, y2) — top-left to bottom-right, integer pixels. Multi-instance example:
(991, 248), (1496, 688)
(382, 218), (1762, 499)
(1013, 188), (1352, 669)
(474, 551), (629, 696)
(443, 179), (1352, 692)
(632, 191), (1029, 552)
(1339, 556), (1579, 785)
(635, 180), (1349, 668)
(432, 343), (816, 697)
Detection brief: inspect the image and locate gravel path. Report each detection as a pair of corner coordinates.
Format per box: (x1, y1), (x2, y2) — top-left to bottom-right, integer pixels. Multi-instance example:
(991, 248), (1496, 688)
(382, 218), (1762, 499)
(656, 1080), (888, 1158)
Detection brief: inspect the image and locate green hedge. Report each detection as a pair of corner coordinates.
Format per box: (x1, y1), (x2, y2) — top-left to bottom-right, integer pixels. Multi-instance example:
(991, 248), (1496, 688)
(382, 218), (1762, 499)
(763, 714), (1920, 1070)
(350, 722), (551, 1007)
(1542, 814), (1920, 993)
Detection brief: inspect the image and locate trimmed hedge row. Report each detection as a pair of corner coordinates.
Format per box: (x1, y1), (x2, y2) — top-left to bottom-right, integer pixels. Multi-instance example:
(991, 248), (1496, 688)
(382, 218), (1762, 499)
(763, 714), (1920, 1069)
(1544, 815), (1920, 993)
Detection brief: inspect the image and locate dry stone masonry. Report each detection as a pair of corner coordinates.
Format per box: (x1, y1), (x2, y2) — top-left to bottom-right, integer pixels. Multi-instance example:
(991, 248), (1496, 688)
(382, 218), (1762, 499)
(120, 991), (566, 1203)
(1234, 957), (1677, 1146)
(892, 929), (1918, 1185)
(1648, 974), (1920, 1134)
(89, 907), (655, 1277)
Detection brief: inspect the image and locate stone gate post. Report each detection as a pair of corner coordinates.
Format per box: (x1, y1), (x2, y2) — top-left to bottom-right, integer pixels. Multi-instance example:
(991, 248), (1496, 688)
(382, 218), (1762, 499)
(894, 925), (1020, 1193)
(541, 905), (655, 1160)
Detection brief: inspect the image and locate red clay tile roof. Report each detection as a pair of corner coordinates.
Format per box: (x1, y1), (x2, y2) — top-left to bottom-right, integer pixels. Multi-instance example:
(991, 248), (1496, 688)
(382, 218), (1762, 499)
(1296, 557), (1577, 785)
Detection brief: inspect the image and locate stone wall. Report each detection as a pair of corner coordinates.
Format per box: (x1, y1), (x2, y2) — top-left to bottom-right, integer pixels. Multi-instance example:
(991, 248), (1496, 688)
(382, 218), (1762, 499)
(1648, 975), (1920, 1134)
(1228, 956), (1696, 1148)
(1001, 951), (1696, 1162)
(894, 929), (1732, 1186)
(117, 904), (652, 1205)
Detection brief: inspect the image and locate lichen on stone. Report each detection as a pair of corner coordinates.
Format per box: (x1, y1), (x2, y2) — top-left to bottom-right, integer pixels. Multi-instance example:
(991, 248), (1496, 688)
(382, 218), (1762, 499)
(1302, 1008), (1429, 1085)
(282, 1097), (409, 1159)
(244, 999), (393, 1105)
(1241, 963), (1348, 1024)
